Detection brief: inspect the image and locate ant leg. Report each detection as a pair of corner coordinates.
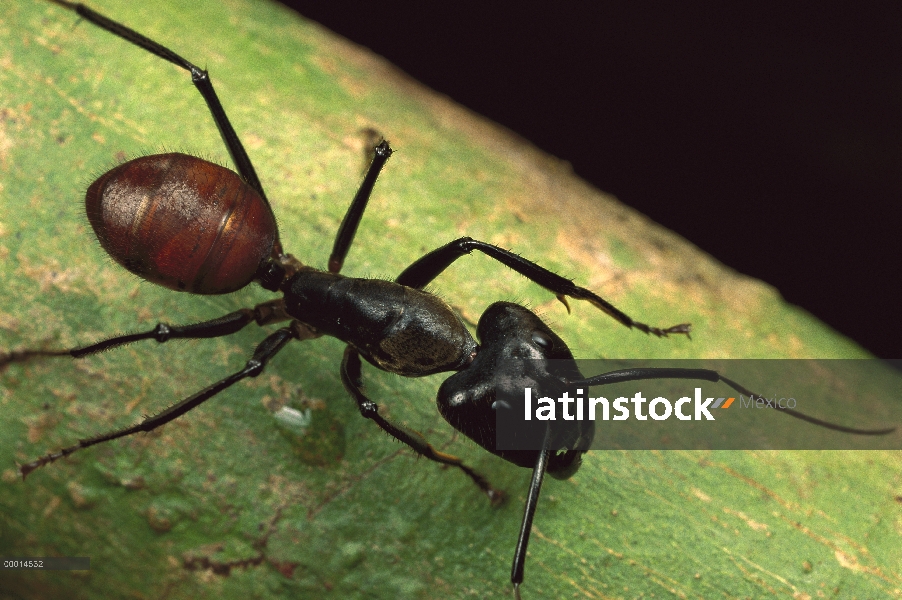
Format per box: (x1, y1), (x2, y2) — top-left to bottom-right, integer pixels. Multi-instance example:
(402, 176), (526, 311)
(328, 141), (393, 274)
(1, 300), (295, 366)
(0, 348), (71, 368)
(1, 311), (255, 367)
(74, 309), (258, 357)
(340, 346), (504, 505)
(573, 367), (895, 435)
(47, 1), (278, 251)
(19, 325), (299, 478)
(396, 237), (691, 337)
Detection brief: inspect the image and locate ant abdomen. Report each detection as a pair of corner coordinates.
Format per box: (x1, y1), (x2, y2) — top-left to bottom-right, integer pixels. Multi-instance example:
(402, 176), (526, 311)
(85, 153), (277, 294)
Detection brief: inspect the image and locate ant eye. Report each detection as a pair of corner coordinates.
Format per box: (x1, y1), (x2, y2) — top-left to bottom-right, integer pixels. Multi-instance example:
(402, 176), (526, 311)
(531, 331), (553, 349)
(491, 400), (512, 411)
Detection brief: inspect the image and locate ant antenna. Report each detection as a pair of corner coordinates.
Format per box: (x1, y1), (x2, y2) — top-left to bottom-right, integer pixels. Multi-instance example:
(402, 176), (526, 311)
(571, 368), (895, 435)
(510, 424), (552, 599)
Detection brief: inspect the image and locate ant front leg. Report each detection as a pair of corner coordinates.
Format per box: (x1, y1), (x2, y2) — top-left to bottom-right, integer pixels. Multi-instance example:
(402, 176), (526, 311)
(397, 238), (691, 337)
(19, 324), (308, 478)
(340, 346), (503, 505)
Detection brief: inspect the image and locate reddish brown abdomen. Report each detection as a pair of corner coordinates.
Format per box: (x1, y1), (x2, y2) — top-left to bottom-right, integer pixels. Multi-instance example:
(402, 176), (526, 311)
(85, 153), (276, 294)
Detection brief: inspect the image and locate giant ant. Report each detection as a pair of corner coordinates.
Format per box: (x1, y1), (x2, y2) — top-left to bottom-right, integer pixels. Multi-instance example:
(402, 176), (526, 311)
(4, 2), (894, 598)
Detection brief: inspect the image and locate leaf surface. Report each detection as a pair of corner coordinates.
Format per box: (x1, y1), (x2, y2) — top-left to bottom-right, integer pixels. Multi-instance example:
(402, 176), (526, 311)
(1, 1), (900, 599)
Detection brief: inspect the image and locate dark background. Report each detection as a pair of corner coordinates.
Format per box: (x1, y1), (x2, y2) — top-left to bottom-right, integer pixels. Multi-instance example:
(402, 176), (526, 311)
(277, 2), (901, 358)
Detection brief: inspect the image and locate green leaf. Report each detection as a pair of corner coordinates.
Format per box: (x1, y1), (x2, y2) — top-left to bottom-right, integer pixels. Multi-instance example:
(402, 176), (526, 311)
(1, 1), (900, 599)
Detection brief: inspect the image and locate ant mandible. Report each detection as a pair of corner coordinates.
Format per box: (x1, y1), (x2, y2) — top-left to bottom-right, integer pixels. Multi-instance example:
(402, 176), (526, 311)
(6, 2), (893, 598)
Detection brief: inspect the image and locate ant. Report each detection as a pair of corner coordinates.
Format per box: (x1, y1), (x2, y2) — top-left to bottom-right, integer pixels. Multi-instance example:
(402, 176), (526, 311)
(4, 2), (893, 598)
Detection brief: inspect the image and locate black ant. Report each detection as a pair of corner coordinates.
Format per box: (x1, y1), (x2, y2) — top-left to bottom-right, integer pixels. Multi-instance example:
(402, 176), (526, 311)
(5, 2), (893, 598)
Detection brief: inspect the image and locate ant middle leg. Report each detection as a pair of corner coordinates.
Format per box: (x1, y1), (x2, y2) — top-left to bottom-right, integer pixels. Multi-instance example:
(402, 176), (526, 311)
(340, 346), (503, 505)
(328, 141), (393, 274)
(396, 237), (692, 337)
(1, 299), (296, 368)
(19, 324), (305, 478)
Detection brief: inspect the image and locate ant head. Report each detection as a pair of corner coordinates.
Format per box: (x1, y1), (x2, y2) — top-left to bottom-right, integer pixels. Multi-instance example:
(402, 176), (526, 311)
(437, 302), (594, 479)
